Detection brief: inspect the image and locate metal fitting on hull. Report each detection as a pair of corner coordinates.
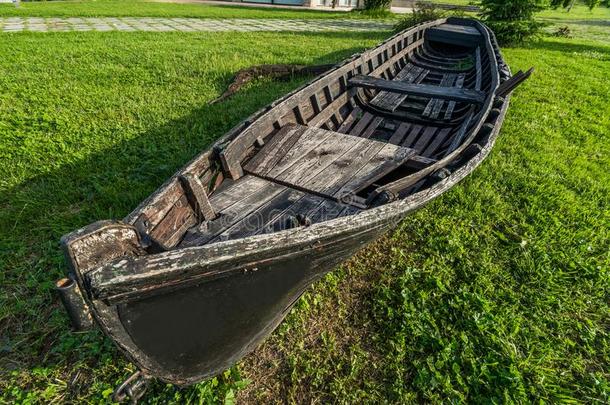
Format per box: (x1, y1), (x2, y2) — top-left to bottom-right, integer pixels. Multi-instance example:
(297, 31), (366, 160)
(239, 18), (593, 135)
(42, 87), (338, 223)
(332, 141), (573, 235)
(56, 277), (93, 331)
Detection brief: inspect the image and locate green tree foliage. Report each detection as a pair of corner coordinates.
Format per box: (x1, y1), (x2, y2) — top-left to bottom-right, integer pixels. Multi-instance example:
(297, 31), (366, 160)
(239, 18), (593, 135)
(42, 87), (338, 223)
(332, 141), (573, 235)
(479, 0), (546, 44)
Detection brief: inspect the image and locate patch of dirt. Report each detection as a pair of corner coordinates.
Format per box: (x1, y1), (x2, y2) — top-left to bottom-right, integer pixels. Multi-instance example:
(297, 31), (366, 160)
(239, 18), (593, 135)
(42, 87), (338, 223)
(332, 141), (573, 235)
(210, 64), (334, 105)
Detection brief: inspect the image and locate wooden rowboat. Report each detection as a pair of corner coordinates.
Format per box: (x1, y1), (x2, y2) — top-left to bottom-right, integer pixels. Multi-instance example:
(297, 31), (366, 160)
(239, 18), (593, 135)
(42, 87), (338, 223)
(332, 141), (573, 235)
(57, 18), (531, 400)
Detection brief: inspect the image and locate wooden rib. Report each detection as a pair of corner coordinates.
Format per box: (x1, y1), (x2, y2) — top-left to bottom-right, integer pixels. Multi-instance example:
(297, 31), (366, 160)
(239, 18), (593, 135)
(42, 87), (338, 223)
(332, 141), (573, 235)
(179, 173), (216, 222)
(307, 90), (353, 128)
(412, 126), (438, 153)
(446, 109), (475, 154)
(310, 93), (322, 114)
(337, 106), (362, 134)
(474, 47), (482, 91)
(348, 112), (375, 137)
(243, 124), (302, 175)
(388, 122), (412, 145)
(422, 127), (452, 157)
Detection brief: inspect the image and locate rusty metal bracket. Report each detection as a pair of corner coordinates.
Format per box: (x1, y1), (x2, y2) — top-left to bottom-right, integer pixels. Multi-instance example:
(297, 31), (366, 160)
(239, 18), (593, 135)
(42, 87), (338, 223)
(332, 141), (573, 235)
(113, 371), (151, 404)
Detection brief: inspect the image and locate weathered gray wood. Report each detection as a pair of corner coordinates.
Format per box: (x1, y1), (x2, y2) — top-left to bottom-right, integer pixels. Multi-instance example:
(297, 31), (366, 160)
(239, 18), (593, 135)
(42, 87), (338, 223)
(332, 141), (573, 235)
(181, 178), (285, 247)
(337, 106), (362, 133)
(423, 73), (456, 118)
(401, 124), (423, 148)
(443, 74), (465, 120)
(259, 194), (327, 234)
(376, 67), (429, 112)
(446, 109), (475, 154)
(179, 174), (216, 222)
(348, 112), (375, 137)
(406, 154), (438, 170)
(412, 126), (439, 153)
(368, 22), (500, 200)
(334, 143), (415, 197)
(422, 127), (452, 157)
(361, 116), (384, 139)
(276, 134), (362, 185)
(474, 47), (482, 91)
(370, 64), (419, 110)
(149, 194), (196, 249)
(213, 188), (305, 242)
(265, 126), (335, 178)
(208, 175), (269, 212)
(306, 90), (353, 128)
(243, 124), (302, 175)
(218, 20), (444, 179)
(349, 75), (486, 104)
(246, 125), (415, 203)
(388, 122), (412, 145)
(426, 23), (482, 47)
(305, 140), (387, 196)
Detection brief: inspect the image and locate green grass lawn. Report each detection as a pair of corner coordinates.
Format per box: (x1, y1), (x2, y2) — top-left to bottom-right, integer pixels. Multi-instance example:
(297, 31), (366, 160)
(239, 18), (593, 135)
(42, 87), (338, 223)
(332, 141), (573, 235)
(1, 3), (609, 405)
(0, 0), (383, 19)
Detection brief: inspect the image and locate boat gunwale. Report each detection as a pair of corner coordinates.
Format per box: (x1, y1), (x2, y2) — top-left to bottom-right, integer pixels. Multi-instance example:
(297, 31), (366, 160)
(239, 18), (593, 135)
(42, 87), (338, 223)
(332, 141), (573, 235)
(88, 99), (509, 307)
(73, 18), (505, 303)
(60, 20), (512, 386)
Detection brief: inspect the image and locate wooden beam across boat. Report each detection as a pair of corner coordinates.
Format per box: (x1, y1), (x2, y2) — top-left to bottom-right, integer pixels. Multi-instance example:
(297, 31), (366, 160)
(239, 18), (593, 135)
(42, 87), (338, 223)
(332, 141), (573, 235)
(349, 75), (486, 104)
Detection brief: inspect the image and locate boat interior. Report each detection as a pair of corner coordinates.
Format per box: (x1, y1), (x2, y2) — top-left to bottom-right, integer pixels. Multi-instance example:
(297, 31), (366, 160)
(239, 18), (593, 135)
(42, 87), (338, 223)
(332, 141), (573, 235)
(131, 20), (507, 252)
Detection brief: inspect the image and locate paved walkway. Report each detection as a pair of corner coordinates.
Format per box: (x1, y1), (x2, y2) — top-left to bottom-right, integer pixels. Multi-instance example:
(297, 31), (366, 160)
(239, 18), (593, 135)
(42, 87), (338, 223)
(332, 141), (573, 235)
(0, 17), (393, 32)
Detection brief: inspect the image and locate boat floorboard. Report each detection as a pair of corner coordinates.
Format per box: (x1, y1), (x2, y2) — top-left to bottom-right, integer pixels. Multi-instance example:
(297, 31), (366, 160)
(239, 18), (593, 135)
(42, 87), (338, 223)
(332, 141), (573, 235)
(179, 175), (357, 247)
(245, 124), (416, 200)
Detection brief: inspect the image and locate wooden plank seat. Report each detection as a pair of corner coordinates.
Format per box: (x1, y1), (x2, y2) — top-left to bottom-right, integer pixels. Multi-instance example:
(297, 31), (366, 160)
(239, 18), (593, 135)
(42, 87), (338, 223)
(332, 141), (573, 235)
(369, 63), (430, 112)
(179, 175), (358, 247)
(243, 124), (416, 202)
(349, 75), (486, 104)
(425, 23), (483, 47)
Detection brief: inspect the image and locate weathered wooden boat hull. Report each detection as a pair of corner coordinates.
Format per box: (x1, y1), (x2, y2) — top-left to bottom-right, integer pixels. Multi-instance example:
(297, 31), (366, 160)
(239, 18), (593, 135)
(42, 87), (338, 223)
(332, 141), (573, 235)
(58, 17), (521, 395)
